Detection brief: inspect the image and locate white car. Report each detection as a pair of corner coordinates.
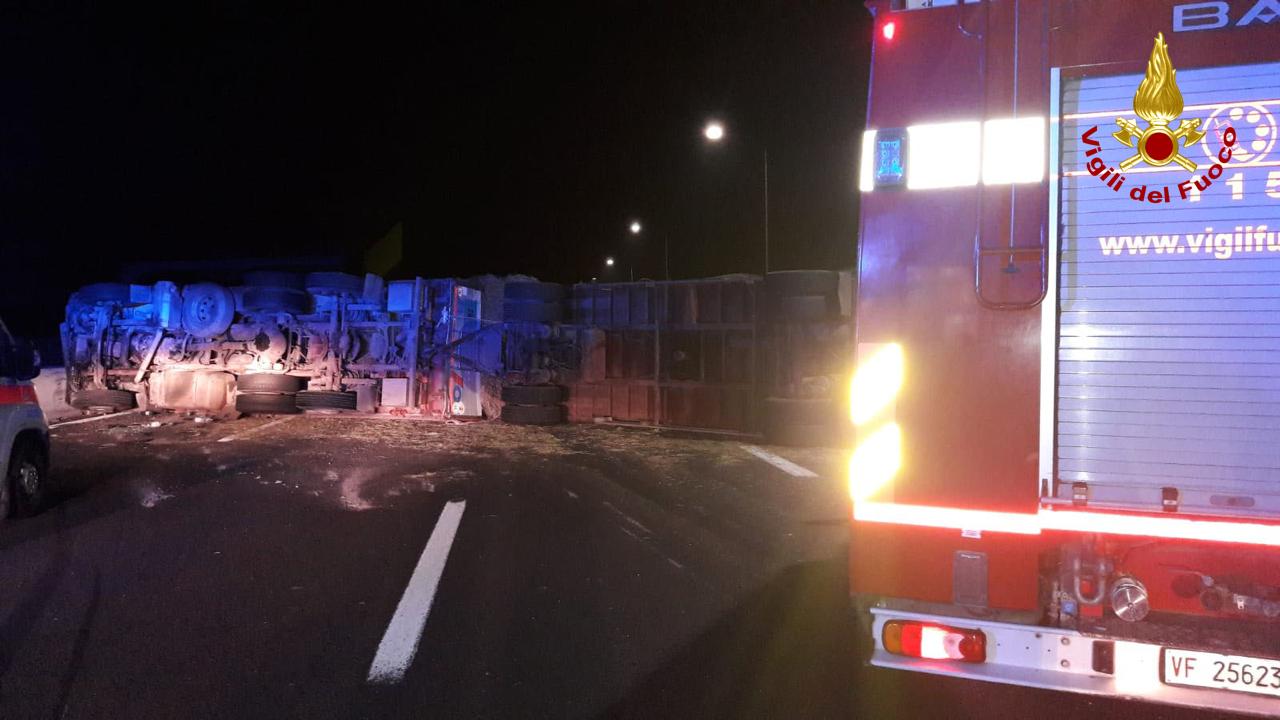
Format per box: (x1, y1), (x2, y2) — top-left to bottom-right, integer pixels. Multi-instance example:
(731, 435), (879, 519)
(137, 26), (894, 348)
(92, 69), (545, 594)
(0, 317), (49, 520)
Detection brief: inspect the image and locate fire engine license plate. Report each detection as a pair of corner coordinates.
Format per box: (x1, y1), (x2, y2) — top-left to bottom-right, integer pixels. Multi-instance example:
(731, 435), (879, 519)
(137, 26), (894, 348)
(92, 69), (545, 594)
(1163, 648), (1280, 698)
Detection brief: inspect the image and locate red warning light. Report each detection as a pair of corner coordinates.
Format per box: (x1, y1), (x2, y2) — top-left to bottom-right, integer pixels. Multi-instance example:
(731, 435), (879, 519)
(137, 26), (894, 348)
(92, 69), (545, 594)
(882, 21), (896, 41)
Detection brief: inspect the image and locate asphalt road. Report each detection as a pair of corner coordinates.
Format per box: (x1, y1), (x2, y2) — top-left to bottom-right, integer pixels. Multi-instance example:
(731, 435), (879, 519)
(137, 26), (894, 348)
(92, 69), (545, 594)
(0, 413), (1255, 719)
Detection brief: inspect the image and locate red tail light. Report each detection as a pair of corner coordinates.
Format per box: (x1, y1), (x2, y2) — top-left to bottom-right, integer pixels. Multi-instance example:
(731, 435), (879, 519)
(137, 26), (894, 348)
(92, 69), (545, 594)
(882, 620), (986, 663)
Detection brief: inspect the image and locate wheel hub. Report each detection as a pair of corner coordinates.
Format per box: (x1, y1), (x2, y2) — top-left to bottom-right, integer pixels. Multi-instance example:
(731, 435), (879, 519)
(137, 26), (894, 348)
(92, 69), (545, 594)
(17, 462), (39, 496)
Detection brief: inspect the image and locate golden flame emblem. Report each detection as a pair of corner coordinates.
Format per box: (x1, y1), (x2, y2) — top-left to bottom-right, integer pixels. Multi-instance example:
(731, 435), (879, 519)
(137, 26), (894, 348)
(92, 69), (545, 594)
(1112, 33), (1206, 172)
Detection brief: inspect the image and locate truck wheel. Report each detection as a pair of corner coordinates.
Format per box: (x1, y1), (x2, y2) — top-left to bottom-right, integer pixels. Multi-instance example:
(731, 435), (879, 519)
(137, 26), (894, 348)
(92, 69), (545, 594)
(504, 300), (564, 323)
(7, 436), (48, 517)
(73, 283), (134, 305)
(296, 390), (358, 411)
(504, 281), (565, 301)
(181, 283), (236, 337)
(304, 272), (365, 296)
(70, 388), (136, 412)
(761, 397), (847, 447)
(501, 404), (565, 425)
(240, 287), (312, 315)
(773, 295), (837, 323)
(501, 384), (564, 405)
(235, 393), (300, 415)
(243, 271), (306, 290)
(765, 270), (839, 298)
(236, 373), (304, 393)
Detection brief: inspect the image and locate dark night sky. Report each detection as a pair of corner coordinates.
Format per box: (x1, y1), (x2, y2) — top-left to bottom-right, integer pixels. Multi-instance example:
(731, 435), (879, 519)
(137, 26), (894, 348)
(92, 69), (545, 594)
(1, 1), (871, 337)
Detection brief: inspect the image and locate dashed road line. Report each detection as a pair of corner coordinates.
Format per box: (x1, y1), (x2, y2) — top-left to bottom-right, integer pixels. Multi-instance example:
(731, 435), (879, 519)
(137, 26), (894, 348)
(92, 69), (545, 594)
(740, 444), (819, 478)
(564, 489), (579, 500)
(367, 500), (467, 685)
(216, 415), (298, 443)
(49, 409), (140, 429)
(601, 501), (652, 535)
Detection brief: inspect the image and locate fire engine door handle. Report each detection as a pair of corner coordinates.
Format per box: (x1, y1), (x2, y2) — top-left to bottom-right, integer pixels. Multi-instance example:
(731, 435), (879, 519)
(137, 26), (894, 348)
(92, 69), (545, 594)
(974, 222), (1048, 310)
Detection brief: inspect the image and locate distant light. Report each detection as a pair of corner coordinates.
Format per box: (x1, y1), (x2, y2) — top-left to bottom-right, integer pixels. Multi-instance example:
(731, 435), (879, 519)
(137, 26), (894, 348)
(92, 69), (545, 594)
(882, 21), (896, 41)
(605, 257), (615, 267)
(629, 221), (642, 234)
(703, 121), (725, 142)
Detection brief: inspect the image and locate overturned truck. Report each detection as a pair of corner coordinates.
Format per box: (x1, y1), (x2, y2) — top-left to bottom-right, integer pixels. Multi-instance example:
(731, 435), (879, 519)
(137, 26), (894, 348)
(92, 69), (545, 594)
(61, 269), (855, 442)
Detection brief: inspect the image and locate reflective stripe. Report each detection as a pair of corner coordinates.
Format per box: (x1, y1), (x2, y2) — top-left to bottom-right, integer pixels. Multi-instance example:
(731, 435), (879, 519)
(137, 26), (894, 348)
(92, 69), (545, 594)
(0, 385), (37, 405)
(854, 502), (1280, 547)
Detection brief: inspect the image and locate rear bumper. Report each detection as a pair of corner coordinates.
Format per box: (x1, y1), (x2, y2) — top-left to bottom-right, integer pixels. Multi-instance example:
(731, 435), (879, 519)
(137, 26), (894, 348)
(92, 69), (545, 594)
(869, 607), (1279, 717)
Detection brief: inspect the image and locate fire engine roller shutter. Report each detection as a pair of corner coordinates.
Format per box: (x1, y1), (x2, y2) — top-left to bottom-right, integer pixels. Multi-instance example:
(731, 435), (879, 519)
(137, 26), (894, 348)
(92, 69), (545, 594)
(1056, 61), (1280, 518)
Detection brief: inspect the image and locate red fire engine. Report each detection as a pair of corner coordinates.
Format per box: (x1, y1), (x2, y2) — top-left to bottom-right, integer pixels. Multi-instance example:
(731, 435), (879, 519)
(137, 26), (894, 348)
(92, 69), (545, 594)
(850, 0), (1280, 713)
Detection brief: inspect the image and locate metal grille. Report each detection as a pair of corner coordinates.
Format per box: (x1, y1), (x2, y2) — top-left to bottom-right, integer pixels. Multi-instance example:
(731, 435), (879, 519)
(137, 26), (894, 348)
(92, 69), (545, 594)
(1055, 61), (1280, 517)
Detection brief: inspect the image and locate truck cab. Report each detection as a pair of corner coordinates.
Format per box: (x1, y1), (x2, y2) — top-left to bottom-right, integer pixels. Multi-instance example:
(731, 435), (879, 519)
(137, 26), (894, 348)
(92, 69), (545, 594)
(0, 317), (50, 520)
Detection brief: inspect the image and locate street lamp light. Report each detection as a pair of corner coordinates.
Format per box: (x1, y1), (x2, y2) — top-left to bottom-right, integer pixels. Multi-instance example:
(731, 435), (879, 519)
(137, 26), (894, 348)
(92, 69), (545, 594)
(626, 219), (671, 281)
(605, 256), (615, 267)
(703, 120), (769, 274)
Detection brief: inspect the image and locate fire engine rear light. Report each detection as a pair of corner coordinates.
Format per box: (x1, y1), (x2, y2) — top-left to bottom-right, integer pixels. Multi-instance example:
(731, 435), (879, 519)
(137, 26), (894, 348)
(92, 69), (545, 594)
(849, 423), (901, 502)
(882, 620), (986, 663)
(982, 116), (1046, 184)
(850, 342), (903, 426)
(882, 20), (896, 41)
(906, 121), (981, 189)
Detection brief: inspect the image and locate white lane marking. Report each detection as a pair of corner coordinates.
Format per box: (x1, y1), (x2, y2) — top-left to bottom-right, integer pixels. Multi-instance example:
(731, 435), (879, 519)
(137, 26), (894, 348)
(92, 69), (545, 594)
(49, 409), (140, 429)
(667, 558), (685, 570)
(216, 415), (297, 443)
(367, 500), (466, 685)
(617, 524), (642, 541)
(601, 501), (652, 535)
(740, 445), (819, 478)
(564, 489), (579, 500)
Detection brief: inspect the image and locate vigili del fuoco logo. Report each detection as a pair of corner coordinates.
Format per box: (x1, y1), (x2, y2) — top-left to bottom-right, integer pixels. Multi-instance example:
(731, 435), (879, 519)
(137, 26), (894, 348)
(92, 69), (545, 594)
(1080, 32), (1238, 204)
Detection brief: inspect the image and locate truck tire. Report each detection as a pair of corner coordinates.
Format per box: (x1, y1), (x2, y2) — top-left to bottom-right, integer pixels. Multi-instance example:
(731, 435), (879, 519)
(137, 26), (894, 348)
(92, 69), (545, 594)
(235, 393), (301, 415)
(504, 300), (563, 323)
(760, 397), (847, 447)
(762, 396), (842, 425)
(296, 390), (358, 411)
(305, 272), (365, 296)
(236, 373), (304, 393)
(182, 283), (236, 337)
(7, 436), (48, 517)
(501, 404), (565, 425)
(73, 283), (133, 305)
(764, 270), (839, 298)
(70, 388), (136, 412)
(240, 287), (312, 315)
(243, 271), (305, 290)
(774, 295), (837, 323)
(504, 281), (565, 301)
(501, 384), (564, 405)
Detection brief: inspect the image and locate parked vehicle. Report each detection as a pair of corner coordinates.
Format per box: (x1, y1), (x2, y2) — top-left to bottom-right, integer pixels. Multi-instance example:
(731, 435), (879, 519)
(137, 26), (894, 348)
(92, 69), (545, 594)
(850, 1), (1280, 714)
(0, 316), (49, 520)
